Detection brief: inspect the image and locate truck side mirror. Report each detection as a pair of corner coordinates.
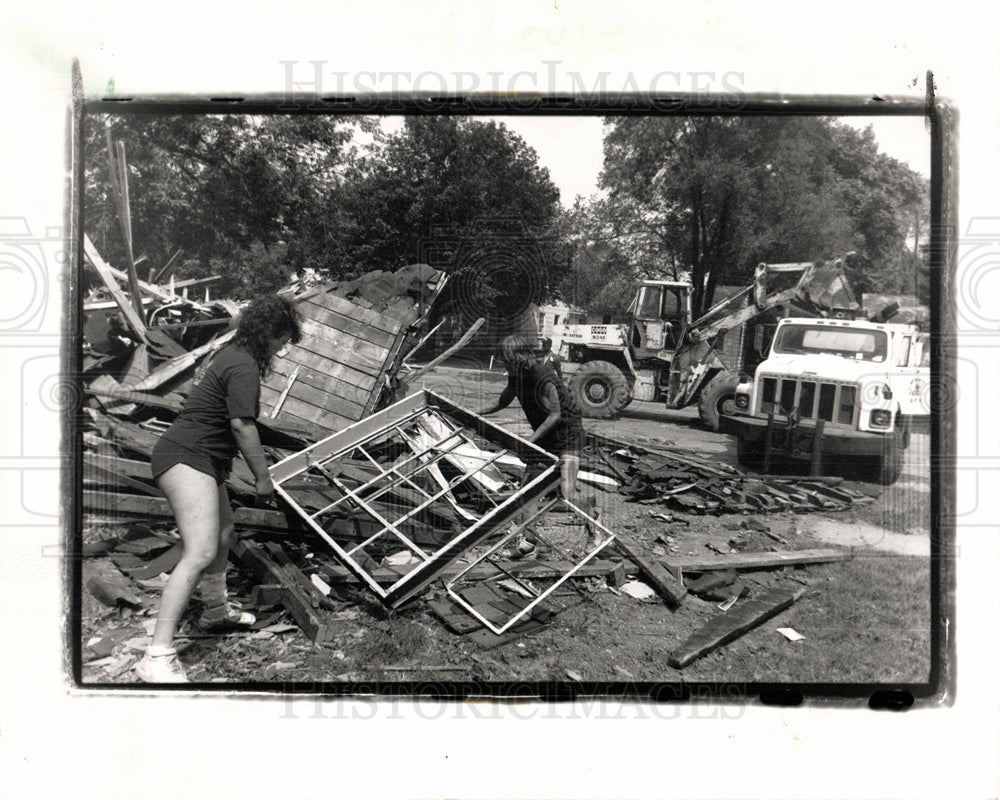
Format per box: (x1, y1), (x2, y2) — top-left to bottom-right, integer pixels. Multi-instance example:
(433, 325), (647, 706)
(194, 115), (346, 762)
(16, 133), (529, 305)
(754, 326), (765, 354)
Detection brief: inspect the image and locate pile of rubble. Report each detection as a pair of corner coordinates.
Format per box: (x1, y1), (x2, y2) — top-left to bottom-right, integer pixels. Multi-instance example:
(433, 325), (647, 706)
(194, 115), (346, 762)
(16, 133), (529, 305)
(81, 245), (864, 680)
(581, 432), (876, 514)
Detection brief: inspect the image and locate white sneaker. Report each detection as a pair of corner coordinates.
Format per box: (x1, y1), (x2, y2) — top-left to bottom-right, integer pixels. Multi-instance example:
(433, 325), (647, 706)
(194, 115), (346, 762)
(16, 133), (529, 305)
(198, 600), (256, 631)
(135, 646), (189, 683)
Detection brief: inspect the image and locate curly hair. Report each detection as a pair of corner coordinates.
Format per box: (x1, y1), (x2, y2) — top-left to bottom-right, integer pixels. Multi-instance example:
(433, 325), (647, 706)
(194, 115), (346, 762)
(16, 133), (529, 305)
(233, 294), (301, 377)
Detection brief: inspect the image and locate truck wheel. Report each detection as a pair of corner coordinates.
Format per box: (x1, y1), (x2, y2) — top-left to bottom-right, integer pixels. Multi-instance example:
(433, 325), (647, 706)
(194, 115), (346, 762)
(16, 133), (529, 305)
(699, 372), (740, 432)
(569, 360), (631, 419)
(874, 428), (905, 485)
(736, 435), (764, 471)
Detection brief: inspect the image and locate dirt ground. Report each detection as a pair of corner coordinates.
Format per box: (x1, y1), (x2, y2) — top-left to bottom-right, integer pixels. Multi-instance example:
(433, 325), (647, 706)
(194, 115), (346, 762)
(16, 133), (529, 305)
(80, 363), (934, 688)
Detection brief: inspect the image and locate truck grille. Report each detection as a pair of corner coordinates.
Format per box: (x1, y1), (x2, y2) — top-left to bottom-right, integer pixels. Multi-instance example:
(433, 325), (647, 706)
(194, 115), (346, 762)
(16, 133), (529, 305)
(757, 375), (858, 426)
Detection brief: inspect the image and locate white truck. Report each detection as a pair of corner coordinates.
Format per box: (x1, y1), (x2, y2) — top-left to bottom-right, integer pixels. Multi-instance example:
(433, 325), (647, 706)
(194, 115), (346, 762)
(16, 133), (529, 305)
(728, 316), (931, 484)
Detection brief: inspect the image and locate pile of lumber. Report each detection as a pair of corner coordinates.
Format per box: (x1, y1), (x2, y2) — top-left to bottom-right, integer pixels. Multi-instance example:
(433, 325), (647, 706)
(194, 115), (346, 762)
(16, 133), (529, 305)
(83, 237), (449, 441)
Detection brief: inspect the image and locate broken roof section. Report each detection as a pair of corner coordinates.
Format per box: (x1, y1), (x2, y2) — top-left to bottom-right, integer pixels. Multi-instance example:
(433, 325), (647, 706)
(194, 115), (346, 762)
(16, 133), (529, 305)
(261, 265), (447, 433)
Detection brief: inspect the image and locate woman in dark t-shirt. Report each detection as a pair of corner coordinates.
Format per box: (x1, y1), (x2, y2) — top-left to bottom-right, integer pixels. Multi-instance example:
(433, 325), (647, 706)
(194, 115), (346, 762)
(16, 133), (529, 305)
(136, 295), (300, 683)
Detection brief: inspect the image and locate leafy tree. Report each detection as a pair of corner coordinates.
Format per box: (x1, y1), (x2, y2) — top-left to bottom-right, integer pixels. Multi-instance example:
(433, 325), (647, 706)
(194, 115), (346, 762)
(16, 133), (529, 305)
(83, 113), (371, 298)
(598, 116), (928, 316)
(330, 117), (563, 308)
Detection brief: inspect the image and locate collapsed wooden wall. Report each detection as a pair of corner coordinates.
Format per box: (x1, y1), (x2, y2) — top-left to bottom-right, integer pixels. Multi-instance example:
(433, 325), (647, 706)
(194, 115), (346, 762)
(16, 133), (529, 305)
(259, 291), (409, 432)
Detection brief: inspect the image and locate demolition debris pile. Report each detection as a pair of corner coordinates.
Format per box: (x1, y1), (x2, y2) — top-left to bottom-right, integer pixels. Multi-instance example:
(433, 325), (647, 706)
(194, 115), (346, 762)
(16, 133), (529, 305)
(582, 433), (876, 514)
(81, 243), (867, 681)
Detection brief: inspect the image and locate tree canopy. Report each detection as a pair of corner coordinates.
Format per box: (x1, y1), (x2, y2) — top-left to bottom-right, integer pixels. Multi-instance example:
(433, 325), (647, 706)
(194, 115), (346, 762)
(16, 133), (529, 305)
(84, 114), (371, 298)
(592, 116), (927, 316)
(84, 112), (927, 317)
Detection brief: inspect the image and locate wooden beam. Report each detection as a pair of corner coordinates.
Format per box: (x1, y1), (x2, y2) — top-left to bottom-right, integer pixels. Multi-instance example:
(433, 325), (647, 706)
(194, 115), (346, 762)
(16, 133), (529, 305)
(150, 248), (184, 284)
(86, 385), (184, 413)
(83, 235), (147, 339)
(661, 549), (853, 574)
(400, 317), (485, 389)
(612, 533), (686, 607)
(130, 330), (236, 392)
(232, 540), (335, 643)
(270, 365), (299, 418)
(82, 492), (303, 533)
(668, 587), (806, 668)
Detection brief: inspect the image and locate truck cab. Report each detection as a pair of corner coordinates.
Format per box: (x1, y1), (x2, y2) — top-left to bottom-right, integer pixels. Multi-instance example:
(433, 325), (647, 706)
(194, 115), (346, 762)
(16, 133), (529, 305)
(729, 317), (930, 484)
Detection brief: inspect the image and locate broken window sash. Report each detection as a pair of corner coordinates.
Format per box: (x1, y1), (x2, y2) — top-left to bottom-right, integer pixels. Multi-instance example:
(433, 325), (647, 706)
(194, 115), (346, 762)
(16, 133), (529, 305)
(444, 497), (616, 635)
(269, 390), (562, 607)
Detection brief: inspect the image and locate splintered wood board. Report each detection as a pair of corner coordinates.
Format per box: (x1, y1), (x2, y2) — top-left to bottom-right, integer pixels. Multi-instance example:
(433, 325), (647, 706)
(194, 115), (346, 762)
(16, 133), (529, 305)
(661, 549), (852, 574)
(260, 291), (407, 430)
(668, 586), (806, 668)
(613, 533), (687, 607)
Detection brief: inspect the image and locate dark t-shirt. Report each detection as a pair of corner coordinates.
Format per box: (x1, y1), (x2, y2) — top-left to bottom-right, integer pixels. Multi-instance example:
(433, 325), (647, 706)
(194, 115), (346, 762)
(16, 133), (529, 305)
(506, 361), (584, 456)
(158, 345), (261, 465)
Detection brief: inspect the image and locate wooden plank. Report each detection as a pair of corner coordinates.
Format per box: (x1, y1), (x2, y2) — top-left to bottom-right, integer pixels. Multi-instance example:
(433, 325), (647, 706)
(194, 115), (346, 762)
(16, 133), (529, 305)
(84, 453), (157, 482)
(303, 292), (403, 338)
(263, 541), (341, 610)
(83, 235), (147, 339)
(661, 549), (853, 573)
(612, 533), (687, 607)
(298, 317), (390, 363)
(268, 365), (298, 418)
(257, 388), (361, 431)
(260, 374), (366, 421)
(130, 330), (236, 392)
(668, 587), (806, 668)
(265, 360), (372, 409)
(364, 315), (409, 415)
(292, 331), (387, 378)
(84, 457), (162, 496)
(84, 491), (305, 533)
(296, 297), (399, 350)
(86, 385), (183, 414)
(275, 343), (377, 393)
(232, 540), (334, 643)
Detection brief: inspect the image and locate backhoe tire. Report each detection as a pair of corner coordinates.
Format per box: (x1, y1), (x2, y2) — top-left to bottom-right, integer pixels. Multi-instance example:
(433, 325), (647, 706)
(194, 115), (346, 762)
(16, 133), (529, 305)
(569, 360), (632, 419)
(698, 372), (741, 432)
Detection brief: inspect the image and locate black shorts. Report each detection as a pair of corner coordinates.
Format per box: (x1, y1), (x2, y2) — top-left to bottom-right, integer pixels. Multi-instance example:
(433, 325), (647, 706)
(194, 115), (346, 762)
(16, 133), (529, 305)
(534, 423), (584, 459)
(150, 436), (231, 486)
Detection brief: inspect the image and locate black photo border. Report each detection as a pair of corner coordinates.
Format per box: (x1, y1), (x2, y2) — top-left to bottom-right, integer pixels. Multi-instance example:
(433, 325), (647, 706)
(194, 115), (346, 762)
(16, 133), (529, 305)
(66, 63), (957, 708)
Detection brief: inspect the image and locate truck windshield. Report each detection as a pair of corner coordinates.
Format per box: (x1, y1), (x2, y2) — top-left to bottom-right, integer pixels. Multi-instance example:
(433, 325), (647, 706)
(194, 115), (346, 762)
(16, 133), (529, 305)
(773, 325), (888, 361)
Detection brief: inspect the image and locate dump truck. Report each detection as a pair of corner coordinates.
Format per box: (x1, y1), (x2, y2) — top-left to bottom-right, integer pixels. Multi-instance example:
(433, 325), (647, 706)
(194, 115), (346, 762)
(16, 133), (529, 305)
(727, 316), (931, 484)
(548, 258), (860, 429)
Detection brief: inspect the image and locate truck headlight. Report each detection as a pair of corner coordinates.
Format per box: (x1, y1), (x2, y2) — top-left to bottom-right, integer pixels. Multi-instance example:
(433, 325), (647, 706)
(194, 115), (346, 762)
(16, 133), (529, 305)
(870, 409), (891, 428)
(735, 394), (749, 410)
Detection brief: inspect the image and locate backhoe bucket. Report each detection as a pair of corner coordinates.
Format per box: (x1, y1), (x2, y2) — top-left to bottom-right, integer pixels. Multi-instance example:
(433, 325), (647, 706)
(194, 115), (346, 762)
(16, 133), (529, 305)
(796, 264), (859, 312)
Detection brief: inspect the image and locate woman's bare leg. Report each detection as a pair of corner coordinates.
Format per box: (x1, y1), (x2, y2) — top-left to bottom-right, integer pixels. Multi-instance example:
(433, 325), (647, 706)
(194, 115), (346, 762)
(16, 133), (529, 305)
(150, 464), (221, 647)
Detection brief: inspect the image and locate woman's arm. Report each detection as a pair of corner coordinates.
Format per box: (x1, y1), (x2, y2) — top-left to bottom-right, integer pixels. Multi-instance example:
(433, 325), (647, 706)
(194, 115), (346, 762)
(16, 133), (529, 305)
(480, 380), (516, 415)
(527, 382), (562, 444)
(230, 417), (274, 498)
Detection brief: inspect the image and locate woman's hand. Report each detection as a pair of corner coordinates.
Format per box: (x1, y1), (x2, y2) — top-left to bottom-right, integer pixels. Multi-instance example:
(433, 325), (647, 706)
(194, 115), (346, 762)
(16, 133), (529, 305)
(255, 475), (276, 502)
